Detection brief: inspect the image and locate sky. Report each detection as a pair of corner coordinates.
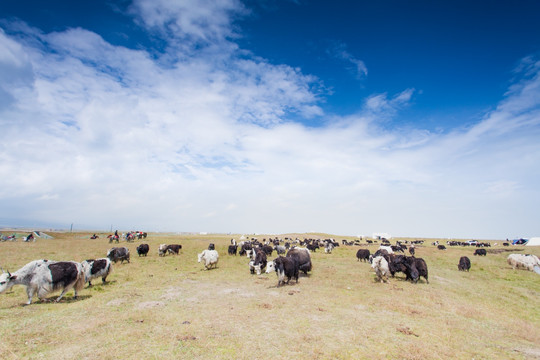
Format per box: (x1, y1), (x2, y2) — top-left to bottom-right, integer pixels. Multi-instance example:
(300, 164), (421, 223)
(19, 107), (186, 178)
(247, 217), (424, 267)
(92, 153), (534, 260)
(0, 0), (539, 239)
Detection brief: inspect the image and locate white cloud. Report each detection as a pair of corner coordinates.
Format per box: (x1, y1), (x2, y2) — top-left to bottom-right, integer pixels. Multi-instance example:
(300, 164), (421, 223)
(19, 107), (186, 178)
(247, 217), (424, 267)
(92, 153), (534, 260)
(0, 28), (35, 110)
(130, 0), (245, 46)
(0, 4), (539, 239)
(328, 42), (368, 79)
(363, 88), (415, 118)
(483, 180), (520, 198)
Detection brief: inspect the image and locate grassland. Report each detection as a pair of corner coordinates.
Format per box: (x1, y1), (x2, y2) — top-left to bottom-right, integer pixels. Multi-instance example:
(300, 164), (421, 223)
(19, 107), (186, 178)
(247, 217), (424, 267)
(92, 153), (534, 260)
(0, 231), (539, 359)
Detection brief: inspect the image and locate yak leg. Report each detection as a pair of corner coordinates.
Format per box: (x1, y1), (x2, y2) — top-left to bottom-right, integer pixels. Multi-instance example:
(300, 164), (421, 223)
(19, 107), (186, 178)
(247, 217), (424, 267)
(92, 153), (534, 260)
(25, 287), (36, 305)
(55, 286), (72, 302)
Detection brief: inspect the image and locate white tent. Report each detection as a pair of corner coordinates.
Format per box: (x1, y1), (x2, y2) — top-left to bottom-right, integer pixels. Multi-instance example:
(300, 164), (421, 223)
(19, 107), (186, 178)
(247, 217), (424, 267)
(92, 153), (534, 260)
(372, 233), (391, 240)
(33, 231), (53, 239)
(525, 237), (540, 246)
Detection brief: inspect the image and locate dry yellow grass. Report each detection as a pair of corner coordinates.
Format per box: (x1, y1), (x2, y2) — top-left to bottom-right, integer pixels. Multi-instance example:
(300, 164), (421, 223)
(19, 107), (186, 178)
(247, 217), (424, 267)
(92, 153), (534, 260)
(0, 232), (539, 359)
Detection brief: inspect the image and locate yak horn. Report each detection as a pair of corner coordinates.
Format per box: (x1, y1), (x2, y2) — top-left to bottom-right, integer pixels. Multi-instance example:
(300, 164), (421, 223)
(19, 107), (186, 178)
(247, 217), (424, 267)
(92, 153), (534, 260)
(0, 264), (10, 276)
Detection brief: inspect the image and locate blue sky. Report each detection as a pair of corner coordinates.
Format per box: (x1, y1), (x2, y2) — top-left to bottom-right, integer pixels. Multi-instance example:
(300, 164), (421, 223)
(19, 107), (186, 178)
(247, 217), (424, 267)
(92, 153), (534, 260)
(0, 0), (539, 238)
(238, 1), (540, 125)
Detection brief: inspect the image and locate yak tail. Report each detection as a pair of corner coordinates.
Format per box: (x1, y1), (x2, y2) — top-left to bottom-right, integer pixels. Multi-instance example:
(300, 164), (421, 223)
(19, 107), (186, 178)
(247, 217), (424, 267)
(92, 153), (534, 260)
(74, 268), (85, 294)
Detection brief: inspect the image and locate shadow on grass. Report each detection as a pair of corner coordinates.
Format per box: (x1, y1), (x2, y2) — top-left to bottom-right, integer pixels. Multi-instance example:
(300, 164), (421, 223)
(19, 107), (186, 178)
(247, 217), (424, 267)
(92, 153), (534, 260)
(86, 280), (117, 289)
(6, 294), (93, 308)
(33, 294), (92, 305)
(198, 267), (219, 271)
(266, 280), (301, 289)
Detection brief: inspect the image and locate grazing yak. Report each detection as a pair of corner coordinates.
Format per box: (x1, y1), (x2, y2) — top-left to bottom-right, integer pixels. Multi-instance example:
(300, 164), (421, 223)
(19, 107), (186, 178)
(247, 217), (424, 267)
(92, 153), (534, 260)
(166, 244), (182, 255)
(266, 256), (299, 287)
(507, 254), (540, 271)
(0, 260), (85, 305)
(388, 254), (407, 277)
(198, 249), (219, 270)
(158, 244), (167, 256)
(474, 248), (487, 256)
(81, 258), (112, 286)
(407, 257), (429, 283)
(228, 244), (238, 256)
(261, 244), (273, 256)
(239, 243), (252, 256)
(401, 259), (420, 283)
(324, 243), (334, 254)
(158, 244), (182, 256)
(136, 243), (150, 257)
(458, 256), (471, 271)
(306, 243), (319, 252)
(437, 245), (447, 250)
(253, 250), (267, 275)
(107, 247), (130, 264)
(274, 245), (286, 255)
(371, 256), (390, 283)
(286, 248), (312, 275)
(389, 256), (429, 283)
(356, 249), (370, 262)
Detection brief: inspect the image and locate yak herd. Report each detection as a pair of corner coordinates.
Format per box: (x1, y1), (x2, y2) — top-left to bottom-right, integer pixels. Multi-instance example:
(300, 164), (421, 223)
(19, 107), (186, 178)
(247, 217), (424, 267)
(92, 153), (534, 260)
(0, 235), (539, 305)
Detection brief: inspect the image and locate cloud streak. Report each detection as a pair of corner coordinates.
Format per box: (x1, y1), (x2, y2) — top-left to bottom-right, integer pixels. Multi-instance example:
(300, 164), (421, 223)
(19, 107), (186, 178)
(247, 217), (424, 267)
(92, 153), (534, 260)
(0, 2), (539, 239)
(327, 42), (368, 79)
